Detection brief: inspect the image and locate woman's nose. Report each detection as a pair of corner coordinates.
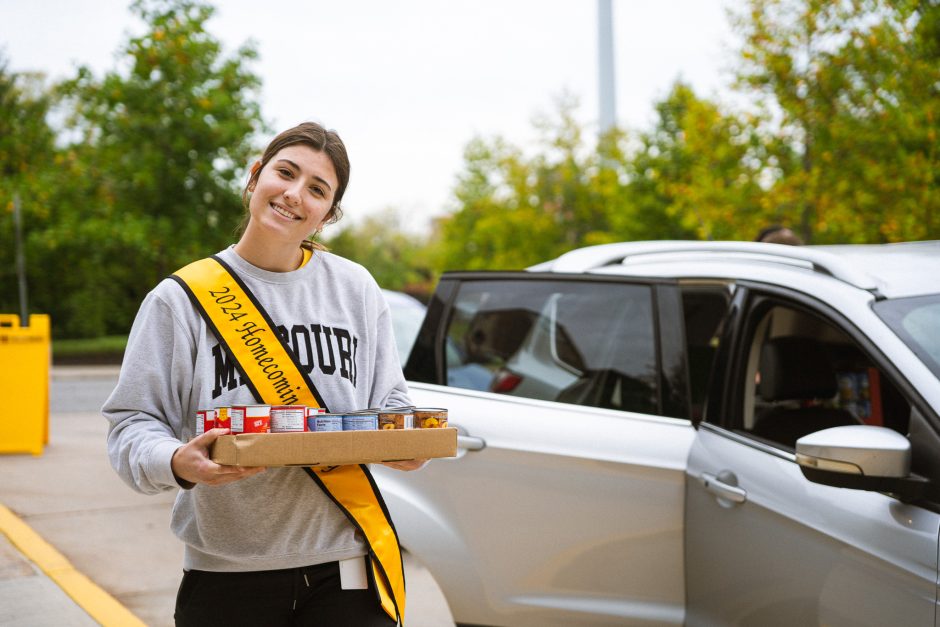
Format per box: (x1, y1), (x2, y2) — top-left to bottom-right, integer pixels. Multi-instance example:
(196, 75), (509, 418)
(283, 185), (301, 206)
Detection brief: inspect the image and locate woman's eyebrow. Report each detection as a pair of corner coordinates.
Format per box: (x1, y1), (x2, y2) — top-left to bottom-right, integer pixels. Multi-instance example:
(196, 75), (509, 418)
(275, 158), (333, 190)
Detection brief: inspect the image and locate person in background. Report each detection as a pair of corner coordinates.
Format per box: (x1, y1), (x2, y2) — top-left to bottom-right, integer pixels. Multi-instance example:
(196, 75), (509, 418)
(755, 225), (805, 245)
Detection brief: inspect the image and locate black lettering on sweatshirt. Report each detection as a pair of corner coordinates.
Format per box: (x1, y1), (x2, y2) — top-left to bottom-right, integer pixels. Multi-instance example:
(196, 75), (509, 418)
(334, 328), (353, 384)
(310, 324), (336, 375)
(211, 344), (246, 399)
(212, 323), (359, 398)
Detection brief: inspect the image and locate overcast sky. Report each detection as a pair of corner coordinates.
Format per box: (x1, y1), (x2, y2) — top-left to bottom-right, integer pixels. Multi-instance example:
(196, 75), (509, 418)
(1, 0), (741, 233)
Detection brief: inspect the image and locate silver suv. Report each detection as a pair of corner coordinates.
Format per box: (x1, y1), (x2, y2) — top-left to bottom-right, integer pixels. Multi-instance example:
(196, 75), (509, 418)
(375, 241), (940, 626)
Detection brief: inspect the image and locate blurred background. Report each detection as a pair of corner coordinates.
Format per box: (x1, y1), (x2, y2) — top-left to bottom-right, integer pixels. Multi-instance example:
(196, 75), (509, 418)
(1, 0), (937, 354)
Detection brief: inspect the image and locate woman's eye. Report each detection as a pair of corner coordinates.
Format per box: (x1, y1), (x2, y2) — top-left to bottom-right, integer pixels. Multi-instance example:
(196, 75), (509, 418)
(277, 168), (292, 177)
(310, 187), (324, 196)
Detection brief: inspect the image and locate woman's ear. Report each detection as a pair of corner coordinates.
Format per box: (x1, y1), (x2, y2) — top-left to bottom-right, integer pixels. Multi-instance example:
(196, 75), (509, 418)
(247, 161), (262, 191)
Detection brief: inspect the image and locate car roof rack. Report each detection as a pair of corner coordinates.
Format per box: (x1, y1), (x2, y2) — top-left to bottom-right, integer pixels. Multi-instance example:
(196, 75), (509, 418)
(535, 241), (879, 291)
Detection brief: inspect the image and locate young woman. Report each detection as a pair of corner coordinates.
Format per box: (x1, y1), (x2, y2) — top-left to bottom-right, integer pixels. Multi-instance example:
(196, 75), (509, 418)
(103, 122), (422, 626)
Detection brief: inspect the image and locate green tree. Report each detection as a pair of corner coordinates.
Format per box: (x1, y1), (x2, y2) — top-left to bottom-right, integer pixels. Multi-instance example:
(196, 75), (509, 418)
(435, 97), (653, 271)
(0, 55), (58, 321)
(48, 0), (264, 336)
(623, 83), (767, 241)
(324, 209), (435, 297)
(435, 87), (764, 272)
(735, 0), (939, 242)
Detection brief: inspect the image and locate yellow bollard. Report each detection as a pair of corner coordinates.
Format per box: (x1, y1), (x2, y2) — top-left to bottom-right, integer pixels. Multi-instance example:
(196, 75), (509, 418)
(0, 314), (50, 455)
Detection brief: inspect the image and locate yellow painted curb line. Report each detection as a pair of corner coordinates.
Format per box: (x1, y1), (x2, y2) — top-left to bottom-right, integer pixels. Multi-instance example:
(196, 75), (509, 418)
(0, 503), (145, 627)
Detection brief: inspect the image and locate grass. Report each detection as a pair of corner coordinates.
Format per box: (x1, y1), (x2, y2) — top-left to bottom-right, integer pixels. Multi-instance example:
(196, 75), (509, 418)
(52, 335), (127, 364)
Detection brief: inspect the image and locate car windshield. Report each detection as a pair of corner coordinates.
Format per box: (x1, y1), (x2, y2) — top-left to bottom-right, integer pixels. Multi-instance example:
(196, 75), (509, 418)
(873, 294), (940, 380)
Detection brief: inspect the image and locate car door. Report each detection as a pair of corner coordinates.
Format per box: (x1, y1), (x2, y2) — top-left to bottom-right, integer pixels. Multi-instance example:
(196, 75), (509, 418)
(684, 287), (940, 626)
(377, 275), (697, 627)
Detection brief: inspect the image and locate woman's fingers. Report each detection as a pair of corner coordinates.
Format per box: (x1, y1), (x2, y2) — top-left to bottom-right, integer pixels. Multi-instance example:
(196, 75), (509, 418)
(379, 459), (429, 472)
(172, 428), (265, 486)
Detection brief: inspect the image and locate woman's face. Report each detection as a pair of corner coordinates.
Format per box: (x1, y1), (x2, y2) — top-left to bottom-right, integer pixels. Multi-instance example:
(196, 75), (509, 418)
(246, 144), (338, 246)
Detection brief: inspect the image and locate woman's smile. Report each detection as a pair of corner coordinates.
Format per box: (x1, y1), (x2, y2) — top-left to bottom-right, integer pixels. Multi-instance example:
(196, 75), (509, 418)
(270, 201), (302, 221)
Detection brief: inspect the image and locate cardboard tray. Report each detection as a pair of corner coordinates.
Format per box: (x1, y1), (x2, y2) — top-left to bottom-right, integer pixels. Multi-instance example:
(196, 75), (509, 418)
(209, 427), (457, 467)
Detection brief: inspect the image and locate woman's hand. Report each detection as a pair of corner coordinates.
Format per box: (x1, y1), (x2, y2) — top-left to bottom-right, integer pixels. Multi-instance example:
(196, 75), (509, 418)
(379, 459), (429, 472)
(171, 428), (265, 487)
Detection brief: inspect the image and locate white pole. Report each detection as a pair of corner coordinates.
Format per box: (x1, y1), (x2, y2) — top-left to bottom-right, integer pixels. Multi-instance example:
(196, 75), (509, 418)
(597, 0), (617, 134)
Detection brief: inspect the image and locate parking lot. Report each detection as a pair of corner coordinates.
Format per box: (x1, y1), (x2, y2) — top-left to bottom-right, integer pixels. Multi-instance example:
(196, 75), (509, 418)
(0, 366), (454, 626)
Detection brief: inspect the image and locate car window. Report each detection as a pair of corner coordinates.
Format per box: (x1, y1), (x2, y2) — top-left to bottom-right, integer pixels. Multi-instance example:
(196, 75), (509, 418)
(738, 302), (911, 449)
(873, 294), (940, 381)
(681, 286), (732, 421)
(444, 279), (659, 414)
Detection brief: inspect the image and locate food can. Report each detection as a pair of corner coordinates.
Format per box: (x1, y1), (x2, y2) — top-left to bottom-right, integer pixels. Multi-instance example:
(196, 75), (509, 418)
(308, 412), (343, 432)
(231, 405), (271, 434)
(413, 407), (448, 428)
(270, 405), (307, 432)
(342, 411), (378, 431)
(195, 409), (211, 436)
(378, 408), (414, 430)
(214, 406), (231, 431)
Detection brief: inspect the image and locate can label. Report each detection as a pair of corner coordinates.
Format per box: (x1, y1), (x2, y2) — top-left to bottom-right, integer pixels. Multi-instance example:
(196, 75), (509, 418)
(214, 407), (231, 431)
(309, 413), (343, 432)
(204, 409), (216, 431)
(229, 406), (246, 433)
(414, 408), (448, 428)
(244, 405), (271, 433)
(343, 414), (378, 431)
(230, 405), (271, 434)
(379, 410), (414, 430)
(270, 405), (306, 432)
(195, 410), (208, 436)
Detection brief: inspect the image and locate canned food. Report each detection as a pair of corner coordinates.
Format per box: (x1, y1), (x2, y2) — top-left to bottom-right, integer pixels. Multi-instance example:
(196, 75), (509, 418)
(378, 408), (414, 430)
(231, 405), (271, 434)
(343, 411), (378, 431)
(413, 408), (448, 428)
(270, 405), (307, 432)
(306, 406), (327, 417)
(214, 407), (231, 431)
(308, 412), (343, 432)
(195, 409), (211, 436)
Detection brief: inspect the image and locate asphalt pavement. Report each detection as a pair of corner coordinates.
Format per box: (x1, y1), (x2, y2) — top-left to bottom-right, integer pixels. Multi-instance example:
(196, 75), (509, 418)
(0, 366), (455, 626)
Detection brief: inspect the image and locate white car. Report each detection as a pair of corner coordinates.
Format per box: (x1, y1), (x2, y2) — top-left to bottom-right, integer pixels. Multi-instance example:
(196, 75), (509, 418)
(381, 289), (425, 366)
(375, 241), (940, 626)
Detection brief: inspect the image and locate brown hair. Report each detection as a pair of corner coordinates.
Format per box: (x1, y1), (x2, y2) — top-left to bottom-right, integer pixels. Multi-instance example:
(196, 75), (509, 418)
(238, 121), (350, 251)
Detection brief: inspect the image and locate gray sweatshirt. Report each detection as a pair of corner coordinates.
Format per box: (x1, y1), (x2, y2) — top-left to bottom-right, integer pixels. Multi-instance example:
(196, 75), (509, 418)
(102, 246), (412, 571)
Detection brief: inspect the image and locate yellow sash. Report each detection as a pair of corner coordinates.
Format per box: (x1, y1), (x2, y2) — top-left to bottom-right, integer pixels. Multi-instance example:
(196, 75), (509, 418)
(172, 255), (405, 624)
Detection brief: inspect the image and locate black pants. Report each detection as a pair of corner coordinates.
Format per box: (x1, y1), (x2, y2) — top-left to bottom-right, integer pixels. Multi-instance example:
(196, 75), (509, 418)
(174, 560), (397, 627)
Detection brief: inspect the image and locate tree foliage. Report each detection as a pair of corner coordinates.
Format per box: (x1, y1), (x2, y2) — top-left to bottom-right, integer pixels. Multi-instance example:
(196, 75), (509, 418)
(735, 0), (939, 242)
(323, 209), (435, 297)
(1, 0), (264, 337)
(0, 55), (58, 322)
(2, 0), (937, 338)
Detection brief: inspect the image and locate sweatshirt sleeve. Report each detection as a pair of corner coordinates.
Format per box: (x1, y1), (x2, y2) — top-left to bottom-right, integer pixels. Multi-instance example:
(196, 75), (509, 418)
(102, 287), (195, 494)
(369, 299), (413, 411)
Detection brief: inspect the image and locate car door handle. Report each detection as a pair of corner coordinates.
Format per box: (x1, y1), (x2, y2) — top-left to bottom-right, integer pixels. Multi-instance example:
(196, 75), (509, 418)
(701, 472), (747, 505)
(457, 435), (486, 451)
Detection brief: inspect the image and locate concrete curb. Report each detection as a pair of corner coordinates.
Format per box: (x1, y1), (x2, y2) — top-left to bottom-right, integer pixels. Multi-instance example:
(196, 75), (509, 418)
(0, 503), (145, 627)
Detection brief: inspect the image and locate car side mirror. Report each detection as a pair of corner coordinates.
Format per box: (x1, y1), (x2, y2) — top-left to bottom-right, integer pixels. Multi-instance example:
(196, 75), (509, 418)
(796, 425), (911, 478)
(796, 425), (936, 503)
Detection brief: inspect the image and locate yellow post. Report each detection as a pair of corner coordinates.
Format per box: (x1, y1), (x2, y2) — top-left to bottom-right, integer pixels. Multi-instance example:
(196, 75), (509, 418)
(0, 314), (50, 455)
